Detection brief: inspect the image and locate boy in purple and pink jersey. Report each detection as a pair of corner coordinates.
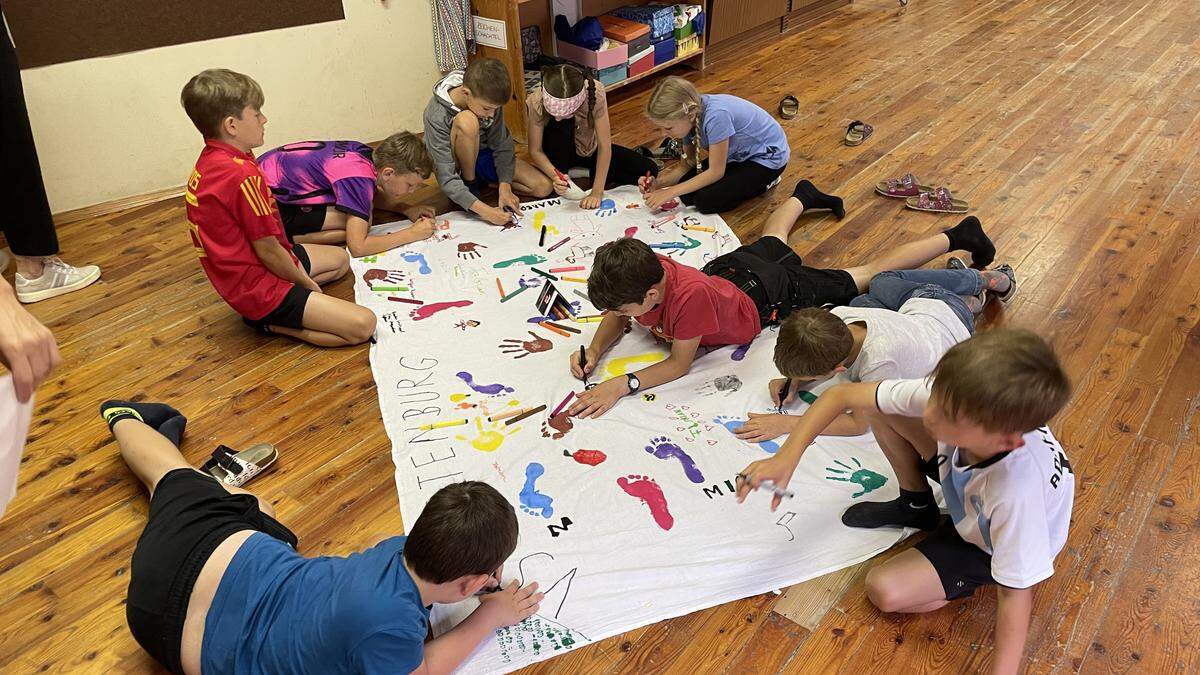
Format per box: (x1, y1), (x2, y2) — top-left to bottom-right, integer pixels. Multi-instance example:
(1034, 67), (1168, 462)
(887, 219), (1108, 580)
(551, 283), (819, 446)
(259, 132), (440, 257)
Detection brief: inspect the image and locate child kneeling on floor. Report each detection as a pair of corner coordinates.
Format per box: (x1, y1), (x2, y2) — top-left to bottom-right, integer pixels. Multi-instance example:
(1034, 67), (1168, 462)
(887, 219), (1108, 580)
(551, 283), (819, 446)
(526, 63), (658, 209)
(181, 69), (376, 347)
(736, 329), (1073, 675)
(259, 132), (440, 256)
(102, 399), (541, 674)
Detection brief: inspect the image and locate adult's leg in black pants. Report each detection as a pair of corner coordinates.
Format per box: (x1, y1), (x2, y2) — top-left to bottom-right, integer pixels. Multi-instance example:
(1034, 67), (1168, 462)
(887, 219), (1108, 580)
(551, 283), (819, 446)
(680, 161), (784, 214)
(0, 11), (100, 301)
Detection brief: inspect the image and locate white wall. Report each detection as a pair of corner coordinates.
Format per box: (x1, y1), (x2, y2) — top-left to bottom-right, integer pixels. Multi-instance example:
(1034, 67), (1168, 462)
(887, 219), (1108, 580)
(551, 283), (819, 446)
(18, 0), (440, 213)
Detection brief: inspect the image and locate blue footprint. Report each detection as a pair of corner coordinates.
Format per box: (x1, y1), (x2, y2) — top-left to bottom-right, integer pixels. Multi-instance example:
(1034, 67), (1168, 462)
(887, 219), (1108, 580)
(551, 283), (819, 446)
(519, 462), (554, 518)
(401, 252), (432, 275)
(714, 416), (780, 454)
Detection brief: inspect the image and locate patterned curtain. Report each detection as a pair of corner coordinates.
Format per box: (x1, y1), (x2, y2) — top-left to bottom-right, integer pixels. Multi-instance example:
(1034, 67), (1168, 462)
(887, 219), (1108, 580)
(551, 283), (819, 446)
(431, 0), (475, 71)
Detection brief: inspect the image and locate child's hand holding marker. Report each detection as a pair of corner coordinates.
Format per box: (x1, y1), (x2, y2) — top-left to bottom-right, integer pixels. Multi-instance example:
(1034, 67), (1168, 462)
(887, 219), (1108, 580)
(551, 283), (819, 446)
(638, 172), (656, 194)
(570, 346), (597, 381)
(736, 454), (799, 511)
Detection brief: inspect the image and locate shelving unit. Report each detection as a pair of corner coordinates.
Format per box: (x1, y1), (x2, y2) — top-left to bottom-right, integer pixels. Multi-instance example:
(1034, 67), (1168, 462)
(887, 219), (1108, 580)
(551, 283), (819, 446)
(470, 0), (706, 142)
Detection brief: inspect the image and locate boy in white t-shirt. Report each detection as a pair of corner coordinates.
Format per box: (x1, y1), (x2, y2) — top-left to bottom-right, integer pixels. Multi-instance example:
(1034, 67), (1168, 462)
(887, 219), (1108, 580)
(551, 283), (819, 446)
(732, 265), (1015, 440)
(736, 330), (1073, 675)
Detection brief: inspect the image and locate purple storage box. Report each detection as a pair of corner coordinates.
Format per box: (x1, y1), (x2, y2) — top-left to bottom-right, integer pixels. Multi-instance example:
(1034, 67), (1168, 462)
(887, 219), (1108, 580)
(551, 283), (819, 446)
(652, 35), (676, 65)
(556, 38), (628, 70)
(610, 4), (675, 39)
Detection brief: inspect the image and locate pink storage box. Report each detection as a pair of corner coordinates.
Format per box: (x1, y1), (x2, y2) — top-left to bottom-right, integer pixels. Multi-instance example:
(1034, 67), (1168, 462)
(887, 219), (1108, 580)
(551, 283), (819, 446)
(555, 38), (628, 70)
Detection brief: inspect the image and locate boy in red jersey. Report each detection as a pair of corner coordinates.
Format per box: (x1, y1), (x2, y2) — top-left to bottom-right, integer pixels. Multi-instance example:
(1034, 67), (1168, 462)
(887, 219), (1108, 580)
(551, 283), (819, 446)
(181, 69), (375, 346)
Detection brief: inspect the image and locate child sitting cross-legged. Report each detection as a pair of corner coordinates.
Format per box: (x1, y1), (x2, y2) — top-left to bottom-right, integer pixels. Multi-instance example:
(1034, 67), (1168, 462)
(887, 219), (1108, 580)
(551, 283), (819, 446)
(101, 398), (542, 674)
(736, 329), (1074, 675)
(731, 264), (1016, 441)
(259, 132), (440, 256)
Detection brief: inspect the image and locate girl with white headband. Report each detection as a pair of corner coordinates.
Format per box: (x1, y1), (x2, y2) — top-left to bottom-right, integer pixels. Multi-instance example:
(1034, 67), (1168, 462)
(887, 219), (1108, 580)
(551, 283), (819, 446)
(526, 64), (658, 209)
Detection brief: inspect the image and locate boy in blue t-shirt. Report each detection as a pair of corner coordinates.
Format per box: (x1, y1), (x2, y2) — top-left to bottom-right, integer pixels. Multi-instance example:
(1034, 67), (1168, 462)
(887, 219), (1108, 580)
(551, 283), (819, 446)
(101, 399), (542, 675)
(736, 329), (1074, 675)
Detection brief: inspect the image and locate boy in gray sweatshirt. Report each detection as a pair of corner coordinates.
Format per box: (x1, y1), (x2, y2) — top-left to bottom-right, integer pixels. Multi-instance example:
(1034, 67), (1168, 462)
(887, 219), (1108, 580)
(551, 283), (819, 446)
(423, 58), (551, 225)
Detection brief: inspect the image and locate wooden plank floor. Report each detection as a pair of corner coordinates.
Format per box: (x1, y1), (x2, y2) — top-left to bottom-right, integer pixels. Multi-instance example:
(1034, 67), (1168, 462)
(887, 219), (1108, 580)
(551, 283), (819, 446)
(2, 0), (1199, 671)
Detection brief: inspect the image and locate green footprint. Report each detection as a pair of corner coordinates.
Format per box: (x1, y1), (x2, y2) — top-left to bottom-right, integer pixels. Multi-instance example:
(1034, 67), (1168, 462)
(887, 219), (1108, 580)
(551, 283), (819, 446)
(493, 253), (547, 269)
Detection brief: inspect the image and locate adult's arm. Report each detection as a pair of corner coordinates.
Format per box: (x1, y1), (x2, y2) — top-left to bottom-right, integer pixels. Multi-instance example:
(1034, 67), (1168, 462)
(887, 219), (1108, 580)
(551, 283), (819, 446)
(0, 276), (60, 402)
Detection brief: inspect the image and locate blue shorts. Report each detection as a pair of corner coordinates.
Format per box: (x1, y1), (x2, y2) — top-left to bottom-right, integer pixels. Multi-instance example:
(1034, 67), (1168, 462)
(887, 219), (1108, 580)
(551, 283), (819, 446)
(475, 148), (499, 185)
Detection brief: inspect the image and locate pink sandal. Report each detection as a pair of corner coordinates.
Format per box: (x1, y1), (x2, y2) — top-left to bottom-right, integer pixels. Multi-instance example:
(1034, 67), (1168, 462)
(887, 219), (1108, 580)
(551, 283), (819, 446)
(875, 173), (933, 198)
(905, 187), (969, 213)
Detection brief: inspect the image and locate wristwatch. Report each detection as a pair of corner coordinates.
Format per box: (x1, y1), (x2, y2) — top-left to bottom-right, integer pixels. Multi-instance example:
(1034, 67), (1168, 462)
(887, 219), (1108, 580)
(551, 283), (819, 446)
(625, 373), (641, 394)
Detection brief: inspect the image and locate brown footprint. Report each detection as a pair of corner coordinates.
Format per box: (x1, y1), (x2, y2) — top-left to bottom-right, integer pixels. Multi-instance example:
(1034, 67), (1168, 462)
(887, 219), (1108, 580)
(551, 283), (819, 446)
(541, 412), (573, 440)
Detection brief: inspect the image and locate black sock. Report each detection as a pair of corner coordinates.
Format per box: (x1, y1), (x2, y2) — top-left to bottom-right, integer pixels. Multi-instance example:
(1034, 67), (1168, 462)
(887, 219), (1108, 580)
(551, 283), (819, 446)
(943, 216), (995, 269)
(792, 180), (845, 219)
(100, 400), (187, 447)
(841, 488), (939, 531)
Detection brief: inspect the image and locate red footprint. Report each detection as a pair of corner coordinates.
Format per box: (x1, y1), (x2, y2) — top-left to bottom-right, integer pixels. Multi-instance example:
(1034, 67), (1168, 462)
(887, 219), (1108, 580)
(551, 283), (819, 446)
(624, 226), (638, 238)
(410, 300), (472, 321)
(617, 474), (674, 530)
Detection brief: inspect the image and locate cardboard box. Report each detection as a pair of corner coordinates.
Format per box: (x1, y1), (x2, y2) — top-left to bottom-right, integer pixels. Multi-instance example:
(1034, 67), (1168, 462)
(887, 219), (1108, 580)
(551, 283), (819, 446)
(609, 4), (675, 39)
(652, 35), (676, 65)
(597, 14), (650, 42)
(625, 31), (652, 57)
(555, 38), (628, 71)
(598, 63), (628, 87)
(628, 46), (655, 77)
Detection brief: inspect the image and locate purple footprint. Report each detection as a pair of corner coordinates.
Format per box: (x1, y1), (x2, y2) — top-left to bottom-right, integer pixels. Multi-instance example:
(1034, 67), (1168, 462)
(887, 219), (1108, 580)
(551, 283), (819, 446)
(731, 340), (753, 361)
(645, 436), (705, 483)
(456, 371), (514, 395)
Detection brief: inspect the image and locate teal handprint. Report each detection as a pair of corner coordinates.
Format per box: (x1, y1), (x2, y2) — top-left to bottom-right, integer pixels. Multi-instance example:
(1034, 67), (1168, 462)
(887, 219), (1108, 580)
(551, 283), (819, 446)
(825, 457), (887, 497)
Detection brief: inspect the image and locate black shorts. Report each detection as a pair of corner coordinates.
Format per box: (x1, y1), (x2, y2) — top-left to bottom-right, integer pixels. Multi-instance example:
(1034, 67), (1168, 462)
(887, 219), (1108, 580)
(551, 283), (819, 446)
(733, 236), (860, 310)
(253, 244), (313, 330)
(915, 520), (996, 600)
(126, 469), (298, 674)
(277, 203), (328, 240)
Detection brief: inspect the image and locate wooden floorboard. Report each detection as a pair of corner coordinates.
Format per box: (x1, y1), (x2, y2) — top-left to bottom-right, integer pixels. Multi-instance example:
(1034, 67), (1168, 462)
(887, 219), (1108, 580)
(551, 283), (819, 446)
(2, 0), (1199, 671)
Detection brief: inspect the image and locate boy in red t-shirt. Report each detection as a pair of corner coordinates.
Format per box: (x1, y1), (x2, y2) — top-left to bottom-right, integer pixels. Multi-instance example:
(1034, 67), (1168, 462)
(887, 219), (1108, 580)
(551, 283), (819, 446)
(180, 69), (375, 347)
(568, 180), (997, 418)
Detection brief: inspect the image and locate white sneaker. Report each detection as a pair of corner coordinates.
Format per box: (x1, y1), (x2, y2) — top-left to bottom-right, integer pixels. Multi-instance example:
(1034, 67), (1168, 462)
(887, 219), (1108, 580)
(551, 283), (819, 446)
(15, 256), (101, 303)
(0, 249), (8, 274)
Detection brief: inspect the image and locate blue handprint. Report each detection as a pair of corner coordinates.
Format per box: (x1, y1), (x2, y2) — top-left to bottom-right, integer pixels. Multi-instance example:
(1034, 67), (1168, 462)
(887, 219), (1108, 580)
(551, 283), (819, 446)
(594, 199), (617, 218)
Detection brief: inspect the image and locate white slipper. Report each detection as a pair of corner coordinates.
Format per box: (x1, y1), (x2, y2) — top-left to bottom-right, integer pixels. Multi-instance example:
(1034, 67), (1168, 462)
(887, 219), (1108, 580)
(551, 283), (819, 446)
(202, 443), (279, 487)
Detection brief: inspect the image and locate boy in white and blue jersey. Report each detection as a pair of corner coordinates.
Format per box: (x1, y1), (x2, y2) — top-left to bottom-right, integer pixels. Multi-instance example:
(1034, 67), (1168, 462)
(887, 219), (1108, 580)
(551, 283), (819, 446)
(735, 329), (1073, 675)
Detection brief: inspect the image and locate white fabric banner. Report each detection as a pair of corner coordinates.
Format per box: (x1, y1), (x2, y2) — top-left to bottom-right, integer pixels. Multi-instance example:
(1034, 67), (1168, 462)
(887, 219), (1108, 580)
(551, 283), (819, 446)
(353, 187), (913, 673)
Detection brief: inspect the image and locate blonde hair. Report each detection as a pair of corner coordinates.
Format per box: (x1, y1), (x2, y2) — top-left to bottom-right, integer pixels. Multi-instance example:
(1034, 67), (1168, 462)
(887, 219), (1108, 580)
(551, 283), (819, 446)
(180, 69), (264, 138)
(931, 328), (1071, 434)
(646, 76), (704, 166)
(540, 63), (597, 127)
(373, 131), (433, 178)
